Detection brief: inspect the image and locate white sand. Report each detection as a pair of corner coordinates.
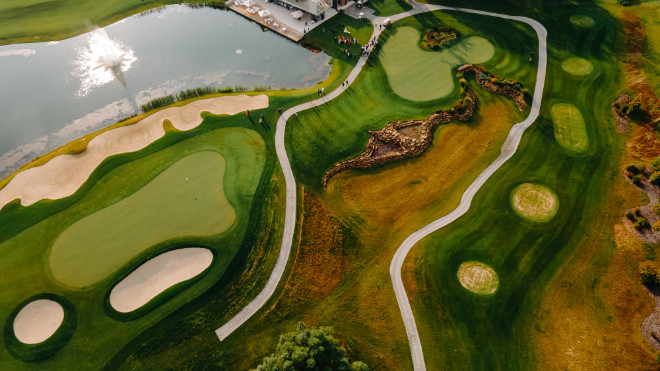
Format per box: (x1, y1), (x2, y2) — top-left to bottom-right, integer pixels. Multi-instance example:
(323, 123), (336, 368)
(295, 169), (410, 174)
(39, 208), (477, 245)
(13, 299), (65, 344)
(0, 94), (268, 210)
(109, 247), (213, 313)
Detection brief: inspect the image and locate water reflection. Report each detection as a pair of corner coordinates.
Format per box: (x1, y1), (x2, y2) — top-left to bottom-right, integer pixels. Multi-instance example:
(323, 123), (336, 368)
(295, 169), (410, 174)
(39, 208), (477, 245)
(74, 29), (136, 96)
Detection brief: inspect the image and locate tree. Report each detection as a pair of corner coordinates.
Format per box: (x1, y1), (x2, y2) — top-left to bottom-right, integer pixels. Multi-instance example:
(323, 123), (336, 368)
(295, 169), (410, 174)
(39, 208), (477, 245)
(256, 322), (368, 371)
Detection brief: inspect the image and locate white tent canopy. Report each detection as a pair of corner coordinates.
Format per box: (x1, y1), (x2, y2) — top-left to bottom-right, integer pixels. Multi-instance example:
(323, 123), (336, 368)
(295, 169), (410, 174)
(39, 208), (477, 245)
(291, 10), (303, 19)
(243, 0), (255, 7)
(258, 9), (271, 17)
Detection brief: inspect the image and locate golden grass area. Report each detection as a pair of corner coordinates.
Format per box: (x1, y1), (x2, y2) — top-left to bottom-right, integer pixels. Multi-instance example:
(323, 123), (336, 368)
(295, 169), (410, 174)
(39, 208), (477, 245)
(510, 183), (559, 222)
(457, 261), (499, 295)
(533, 149), (657, 369)
(279, 189), (346, 303)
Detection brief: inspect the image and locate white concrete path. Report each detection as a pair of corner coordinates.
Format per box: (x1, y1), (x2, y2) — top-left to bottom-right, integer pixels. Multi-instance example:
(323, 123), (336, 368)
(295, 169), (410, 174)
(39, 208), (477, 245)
(216, 5), (548, 371)
(389, 2), (548, 370)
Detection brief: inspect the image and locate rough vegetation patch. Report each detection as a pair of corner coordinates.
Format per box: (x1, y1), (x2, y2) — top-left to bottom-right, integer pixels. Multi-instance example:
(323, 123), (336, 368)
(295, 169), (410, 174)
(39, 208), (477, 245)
(510, 183), (559, 222)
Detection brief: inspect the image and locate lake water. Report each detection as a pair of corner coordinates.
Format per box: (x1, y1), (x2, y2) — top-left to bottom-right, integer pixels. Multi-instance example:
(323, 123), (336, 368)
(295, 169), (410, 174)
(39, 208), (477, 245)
(0, 5), (330, 178)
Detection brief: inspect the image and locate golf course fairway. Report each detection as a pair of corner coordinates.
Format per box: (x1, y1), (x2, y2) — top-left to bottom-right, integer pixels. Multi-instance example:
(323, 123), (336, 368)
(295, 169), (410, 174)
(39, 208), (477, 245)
(380, 26), (494, 101)
(49, 151), (235, 287)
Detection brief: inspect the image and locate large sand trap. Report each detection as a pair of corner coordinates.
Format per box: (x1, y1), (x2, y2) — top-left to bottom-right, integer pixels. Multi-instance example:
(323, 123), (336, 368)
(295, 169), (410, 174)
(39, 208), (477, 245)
(457, 261), (499, 295)
(13, 299), (64, 344)
(110, 248), (213, 313)
(0, 94), (268, 210)
(511, 183), (559, 222)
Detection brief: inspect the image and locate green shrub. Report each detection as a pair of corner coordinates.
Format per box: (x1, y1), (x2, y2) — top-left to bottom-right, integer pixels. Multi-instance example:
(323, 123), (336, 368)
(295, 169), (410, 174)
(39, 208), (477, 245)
(644, 243), (658, 260)
(626, 210), (637, 221)
(653, 222), (660, 233)
(651, 171), (660, 186)
(635, 217), (650, 229)
(256, 322), (368, 371)
(640, 262), (660, 286)
(627, 165), (642, 175)
(632, 174), (643, 185)
(636, 208), (643, 217)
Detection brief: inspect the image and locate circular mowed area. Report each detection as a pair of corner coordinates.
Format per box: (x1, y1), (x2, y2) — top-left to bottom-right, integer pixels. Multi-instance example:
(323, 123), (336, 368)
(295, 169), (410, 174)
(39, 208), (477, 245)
(457, 261), (499, 295)
(49, 151), (235, 287)
(550, 103), (589, 154)
(380, 26), (494, 101)
(570, 14), (595, 28)
(510, 183), (559, 222)
(561, 57), (593, 76)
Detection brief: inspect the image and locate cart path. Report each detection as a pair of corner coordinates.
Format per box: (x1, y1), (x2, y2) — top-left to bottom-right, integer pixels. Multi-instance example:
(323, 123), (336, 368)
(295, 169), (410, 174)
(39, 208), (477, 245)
(216, 5), (548, 371)
(390, 2), (548, 370)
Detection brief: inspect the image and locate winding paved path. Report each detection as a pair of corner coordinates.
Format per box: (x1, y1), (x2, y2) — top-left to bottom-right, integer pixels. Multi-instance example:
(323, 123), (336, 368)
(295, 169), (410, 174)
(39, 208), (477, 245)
(389, 3), (548, 370)
(217, 4), (548, 371)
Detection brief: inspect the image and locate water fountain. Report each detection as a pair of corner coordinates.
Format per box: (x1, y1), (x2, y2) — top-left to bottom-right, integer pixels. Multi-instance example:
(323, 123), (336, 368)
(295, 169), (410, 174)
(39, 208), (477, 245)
(91, 28), (131, 87)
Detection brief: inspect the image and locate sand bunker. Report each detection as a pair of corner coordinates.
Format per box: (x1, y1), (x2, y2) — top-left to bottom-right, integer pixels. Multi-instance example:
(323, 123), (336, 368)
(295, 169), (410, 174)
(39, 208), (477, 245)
(13, 299), (64, 344)
(110, 248), (213, 313)
(457, 261), (499, 295)
(511, 183), (559, 222)
(561, 57), (593, 76)
(570, 15), (595, 28)
(0, 94), (268, 210)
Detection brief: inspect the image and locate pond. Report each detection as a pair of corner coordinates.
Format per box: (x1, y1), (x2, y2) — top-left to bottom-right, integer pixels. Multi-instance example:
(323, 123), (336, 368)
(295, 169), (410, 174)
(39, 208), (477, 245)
(0, 5), (330, 178)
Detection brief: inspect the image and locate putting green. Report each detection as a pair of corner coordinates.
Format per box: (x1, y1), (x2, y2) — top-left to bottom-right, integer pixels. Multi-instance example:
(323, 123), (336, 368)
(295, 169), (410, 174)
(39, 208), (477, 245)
(380, 26), (495, 101)
(510, 183), (559, 222)
(49, 151), (235, 287)
(569, 14), (595, 28)
(550, 103), (589, 153)
(457, 261), (499, 295)
(561, 58), (593, 76)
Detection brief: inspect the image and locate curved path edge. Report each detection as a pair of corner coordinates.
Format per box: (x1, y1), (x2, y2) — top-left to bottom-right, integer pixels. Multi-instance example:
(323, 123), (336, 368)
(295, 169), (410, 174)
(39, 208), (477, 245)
(389, 3), (548, 370)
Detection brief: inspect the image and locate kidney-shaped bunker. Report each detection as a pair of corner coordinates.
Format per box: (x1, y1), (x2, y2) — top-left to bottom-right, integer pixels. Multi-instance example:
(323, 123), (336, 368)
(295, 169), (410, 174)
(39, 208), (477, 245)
(109, 248), (214, 313)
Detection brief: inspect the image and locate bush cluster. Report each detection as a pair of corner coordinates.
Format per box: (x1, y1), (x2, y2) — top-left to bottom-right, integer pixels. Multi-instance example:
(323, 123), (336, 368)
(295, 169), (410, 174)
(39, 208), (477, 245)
(256, 322), (368, 371)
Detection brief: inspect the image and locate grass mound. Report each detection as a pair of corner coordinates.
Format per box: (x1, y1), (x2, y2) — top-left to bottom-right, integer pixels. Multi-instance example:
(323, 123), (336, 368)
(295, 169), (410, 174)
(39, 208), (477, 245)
(550, 103), (589, 154)
(48, 151), (235, 287)
(457, 261), (499, 295)
(510, 183), (559, 223)
(569, 14), (595, 28)
(380, 26), (494, 101)
(561, 57), (593, 76)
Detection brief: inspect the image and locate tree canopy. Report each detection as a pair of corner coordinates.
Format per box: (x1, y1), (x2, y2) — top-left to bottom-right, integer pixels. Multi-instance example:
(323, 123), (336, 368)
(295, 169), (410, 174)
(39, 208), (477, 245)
(256, 322), (368, 371)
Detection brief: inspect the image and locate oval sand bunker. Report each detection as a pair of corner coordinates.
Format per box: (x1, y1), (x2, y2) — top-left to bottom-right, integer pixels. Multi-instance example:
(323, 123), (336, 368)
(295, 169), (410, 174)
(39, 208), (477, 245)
(13, 299), (64, 344)
(110, 248), (213, 313)
(561, 58), (593, 76)
(457, 261), (499, 295)
(511, 183), (559, 222)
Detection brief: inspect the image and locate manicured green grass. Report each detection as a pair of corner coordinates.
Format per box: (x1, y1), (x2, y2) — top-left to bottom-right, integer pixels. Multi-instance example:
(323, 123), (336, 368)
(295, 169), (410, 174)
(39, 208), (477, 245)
(0, 0), (201, 46)
(49, 150), (248, 288)
(550, 103), (589, 154)
(0, 126), (271, 368)
(510, 183), (560, 223)
(301, 13), (373, 66)
(367, 0), (412, 17)
(380, 26), (494, 101)
(561, 57), (594, 76)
